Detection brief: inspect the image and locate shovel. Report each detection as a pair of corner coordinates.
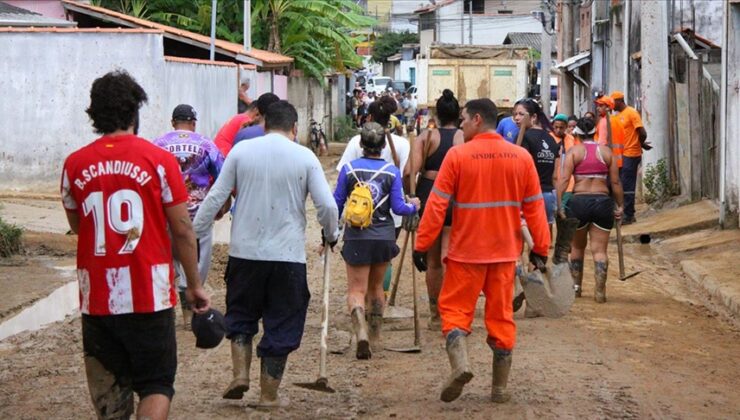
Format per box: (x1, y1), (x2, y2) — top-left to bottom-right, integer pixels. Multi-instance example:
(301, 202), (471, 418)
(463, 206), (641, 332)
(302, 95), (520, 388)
(615, 218), (642, 281)
(385, 230), (414, 319)
(294, 251), (335, 393)
(386, 232), (422, 353)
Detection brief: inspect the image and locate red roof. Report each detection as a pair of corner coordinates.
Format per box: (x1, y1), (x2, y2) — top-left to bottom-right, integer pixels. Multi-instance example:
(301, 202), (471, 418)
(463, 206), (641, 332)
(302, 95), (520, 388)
(414, 0), (456, 14)
(62, 0), (293, 67)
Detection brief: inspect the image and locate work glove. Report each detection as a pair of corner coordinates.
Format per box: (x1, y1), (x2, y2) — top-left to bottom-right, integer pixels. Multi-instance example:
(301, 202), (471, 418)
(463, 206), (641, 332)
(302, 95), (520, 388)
(412, 250), (428, 272)
(529, 250), (548, 273)
(402, 214), (420, 232)
(321, 229), (338, 251)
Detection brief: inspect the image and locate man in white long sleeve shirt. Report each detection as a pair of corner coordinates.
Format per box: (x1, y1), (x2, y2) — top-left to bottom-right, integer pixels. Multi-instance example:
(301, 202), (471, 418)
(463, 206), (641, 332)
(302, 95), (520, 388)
(193, 100), (339, 408)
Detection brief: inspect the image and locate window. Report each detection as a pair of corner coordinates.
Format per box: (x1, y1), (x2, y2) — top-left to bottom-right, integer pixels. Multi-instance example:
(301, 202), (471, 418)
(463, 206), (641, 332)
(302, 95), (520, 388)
(463, 0), (485, 14)
(420, 12), (435, 31)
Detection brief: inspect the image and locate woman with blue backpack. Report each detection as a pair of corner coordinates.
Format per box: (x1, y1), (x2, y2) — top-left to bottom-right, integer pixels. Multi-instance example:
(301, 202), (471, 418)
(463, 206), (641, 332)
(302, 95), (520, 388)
(333, 122), (420, 360)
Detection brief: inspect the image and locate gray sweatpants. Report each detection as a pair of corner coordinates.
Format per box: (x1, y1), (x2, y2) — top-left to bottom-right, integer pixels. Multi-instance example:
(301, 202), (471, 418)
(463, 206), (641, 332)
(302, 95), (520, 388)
(175, 227), (214, 294)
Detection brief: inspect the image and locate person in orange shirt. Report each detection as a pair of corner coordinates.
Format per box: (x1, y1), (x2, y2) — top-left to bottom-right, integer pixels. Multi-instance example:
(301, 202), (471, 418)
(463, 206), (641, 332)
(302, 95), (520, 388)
(413, 98), (550, 404)
(610, 91), (651, 224)
(594, 96), (625, 168)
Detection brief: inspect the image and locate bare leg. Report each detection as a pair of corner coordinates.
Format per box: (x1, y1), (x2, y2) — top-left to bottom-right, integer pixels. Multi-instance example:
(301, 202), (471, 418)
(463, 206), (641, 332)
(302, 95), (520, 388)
(346, 264), (370, 312)
(136, 394), (170, 420)
(367, 262), (388, 350)
(588, 225), (611, 303)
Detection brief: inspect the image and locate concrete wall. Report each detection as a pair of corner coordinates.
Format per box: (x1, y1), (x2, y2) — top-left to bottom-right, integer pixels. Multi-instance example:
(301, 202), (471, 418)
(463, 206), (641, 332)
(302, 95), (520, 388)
(0, 31), (250, 188)
(287, 76), (327, 145)
(0, 31), (168, 188)
(163, 59), (237, 139)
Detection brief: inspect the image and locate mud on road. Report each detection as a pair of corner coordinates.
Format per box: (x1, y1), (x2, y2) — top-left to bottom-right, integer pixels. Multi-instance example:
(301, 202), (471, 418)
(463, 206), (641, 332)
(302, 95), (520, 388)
(0, 156), (739, 419)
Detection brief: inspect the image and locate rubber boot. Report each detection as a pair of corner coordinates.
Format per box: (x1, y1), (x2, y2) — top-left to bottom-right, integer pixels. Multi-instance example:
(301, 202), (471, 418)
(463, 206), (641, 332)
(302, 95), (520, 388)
(491, 348), (513, 403)
(254, 356), (288, 408)
(222, 335), (252, 399)
(351, 307), (371, 359)
(594, 261), (608, 303)
(428, 298), (442, 331)
(553, 218), (580, 264)
(440, 329), (473, 402)
(570, 259), (584, 298)
(368, 309), (383, 352)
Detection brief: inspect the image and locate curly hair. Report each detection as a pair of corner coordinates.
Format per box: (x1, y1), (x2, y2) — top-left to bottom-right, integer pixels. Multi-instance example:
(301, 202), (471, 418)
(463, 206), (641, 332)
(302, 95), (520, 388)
(86, 70), (148, 135)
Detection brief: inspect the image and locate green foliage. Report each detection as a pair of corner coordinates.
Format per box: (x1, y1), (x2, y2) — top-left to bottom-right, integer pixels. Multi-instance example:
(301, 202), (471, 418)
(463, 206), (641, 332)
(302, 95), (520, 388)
(0, 215), (22, 258)
(94, 0), (375, 82)
(371, 31), (419, 63)
(333, 115), (358, 143)
(643, 158), (675, 206)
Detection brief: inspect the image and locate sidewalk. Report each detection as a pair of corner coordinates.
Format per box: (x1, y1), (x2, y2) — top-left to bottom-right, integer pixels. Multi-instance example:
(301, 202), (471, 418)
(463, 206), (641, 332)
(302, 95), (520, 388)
(627, 200), (739, 324)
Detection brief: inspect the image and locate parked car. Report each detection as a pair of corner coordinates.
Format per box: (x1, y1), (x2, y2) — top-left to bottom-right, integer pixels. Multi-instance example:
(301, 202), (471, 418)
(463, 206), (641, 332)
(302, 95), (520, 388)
(387, 80), (412, 94)
(365, 76), (392, 95)
(406, 85), (417, 95)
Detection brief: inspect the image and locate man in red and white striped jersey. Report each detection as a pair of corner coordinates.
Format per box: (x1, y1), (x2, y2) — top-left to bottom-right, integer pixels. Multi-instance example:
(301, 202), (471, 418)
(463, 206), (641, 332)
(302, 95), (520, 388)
(61, 70), (210, 420)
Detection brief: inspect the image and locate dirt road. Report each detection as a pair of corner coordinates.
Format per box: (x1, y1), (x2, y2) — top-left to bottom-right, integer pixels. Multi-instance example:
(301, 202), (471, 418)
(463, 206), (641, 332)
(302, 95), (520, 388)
(1, 156), (738, 419)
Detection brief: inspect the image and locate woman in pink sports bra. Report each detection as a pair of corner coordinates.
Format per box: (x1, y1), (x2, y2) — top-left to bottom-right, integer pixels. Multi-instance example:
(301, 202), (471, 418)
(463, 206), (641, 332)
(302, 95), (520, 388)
(556, 118), (624, 303)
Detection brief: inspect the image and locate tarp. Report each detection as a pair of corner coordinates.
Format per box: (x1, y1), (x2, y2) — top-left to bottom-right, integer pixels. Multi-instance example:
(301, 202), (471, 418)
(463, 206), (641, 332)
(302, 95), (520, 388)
(430, 44), (531, 60)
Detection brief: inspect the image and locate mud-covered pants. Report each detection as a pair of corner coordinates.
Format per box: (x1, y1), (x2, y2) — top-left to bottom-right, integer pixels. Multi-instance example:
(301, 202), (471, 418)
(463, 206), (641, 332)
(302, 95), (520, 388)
(438, 260), (516, 350)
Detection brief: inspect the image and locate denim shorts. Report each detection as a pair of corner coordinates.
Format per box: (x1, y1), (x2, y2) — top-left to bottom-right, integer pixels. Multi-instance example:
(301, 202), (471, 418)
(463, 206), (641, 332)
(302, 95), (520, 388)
(542, 190), (557, 224)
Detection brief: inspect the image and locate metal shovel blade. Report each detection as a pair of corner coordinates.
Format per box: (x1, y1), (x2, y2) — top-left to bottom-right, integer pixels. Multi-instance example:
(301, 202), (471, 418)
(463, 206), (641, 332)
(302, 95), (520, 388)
(383, 305), (414, 319)
(294, 377), (335, 393)
(385, 345), (421, 353)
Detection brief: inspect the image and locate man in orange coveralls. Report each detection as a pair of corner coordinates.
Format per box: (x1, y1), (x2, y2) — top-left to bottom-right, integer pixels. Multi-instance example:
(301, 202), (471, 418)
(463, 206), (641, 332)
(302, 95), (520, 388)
(413, 98), (550, 404)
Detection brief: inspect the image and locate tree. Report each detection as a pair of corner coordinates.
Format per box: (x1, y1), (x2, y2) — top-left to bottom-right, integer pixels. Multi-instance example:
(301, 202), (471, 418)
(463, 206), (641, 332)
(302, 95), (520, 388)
(371, 31), (419, 63)
(93, 0), (376, 82)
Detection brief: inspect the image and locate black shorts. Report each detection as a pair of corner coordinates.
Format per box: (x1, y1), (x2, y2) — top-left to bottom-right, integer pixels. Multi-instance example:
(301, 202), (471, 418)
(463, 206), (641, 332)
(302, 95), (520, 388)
(341, 239), (400, 265)
(566, 194), (615, 231)
(82, 309), (177, 400)
(417, 177), (453, 226)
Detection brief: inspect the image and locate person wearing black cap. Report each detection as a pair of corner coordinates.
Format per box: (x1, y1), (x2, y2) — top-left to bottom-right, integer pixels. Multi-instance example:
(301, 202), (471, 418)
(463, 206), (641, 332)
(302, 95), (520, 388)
(194, 100), (339, 408)
(154, 104), (227, 329)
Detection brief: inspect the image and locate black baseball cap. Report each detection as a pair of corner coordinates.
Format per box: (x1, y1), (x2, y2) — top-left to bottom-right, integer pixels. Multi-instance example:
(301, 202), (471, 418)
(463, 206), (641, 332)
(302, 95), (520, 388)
(191, 308), (226, 349)
(172, 104), (197, 121)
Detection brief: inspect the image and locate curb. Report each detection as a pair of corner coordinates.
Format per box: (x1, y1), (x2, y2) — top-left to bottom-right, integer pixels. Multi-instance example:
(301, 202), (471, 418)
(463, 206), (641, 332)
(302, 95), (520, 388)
(680, 260), (740, 322)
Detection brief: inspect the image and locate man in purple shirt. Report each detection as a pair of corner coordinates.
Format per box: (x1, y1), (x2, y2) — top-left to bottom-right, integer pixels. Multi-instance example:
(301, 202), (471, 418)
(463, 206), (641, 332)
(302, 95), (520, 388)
(154, 104), (225, 327)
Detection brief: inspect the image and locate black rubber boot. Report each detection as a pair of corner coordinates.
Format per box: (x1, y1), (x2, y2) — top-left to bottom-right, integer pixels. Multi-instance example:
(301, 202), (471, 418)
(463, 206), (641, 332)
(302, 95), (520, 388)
(553, 217), (580, 264)
(440, 329), (473, 402)
(222, 335), (252, 399)
(594, 260), (608, 303)
(491, 348), (513, 403)
(570, 259), (584, 297)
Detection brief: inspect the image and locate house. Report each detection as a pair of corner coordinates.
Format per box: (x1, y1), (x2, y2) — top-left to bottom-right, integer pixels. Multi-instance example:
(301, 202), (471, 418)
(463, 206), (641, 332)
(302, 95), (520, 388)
(414, 0), (543, 56)
(382, 43), (419, 85)
(0, 1), (74, 27)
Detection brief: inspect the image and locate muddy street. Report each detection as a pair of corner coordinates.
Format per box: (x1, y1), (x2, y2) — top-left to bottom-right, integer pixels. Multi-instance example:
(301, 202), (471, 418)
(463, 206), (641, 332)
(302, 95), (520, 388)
(0, 156), (739, 419)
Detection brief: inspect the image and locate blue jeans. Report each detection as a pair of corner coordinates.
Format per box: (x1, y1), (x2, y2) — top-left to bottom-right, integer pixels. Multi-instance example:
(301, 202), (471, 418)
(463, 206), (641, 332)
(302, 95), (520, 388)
(542, 189), (557, 224)
(620, 156), (641, 219)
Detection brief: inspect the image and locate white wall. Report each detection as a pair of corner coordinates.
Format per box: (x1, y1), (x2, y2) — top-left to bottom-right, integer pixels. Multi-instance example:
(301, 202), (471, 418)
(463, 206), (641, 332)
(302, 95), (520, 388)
(0, 32), (168, 188)
(287, 76), (327, 145)
(398, 60), (417, 84)
(164, 60), (237, 139)
(438, 4), (542, 46)
(0, 31), (245, 188)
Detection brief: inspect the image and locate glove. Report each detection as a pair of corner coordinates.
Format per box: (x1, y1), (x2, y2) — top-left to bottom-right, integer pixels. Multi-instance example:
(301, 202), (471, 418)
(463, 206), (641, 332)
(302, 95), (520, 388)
(412, 250), (428, 272)
(321, 229), (338, 251)
(402, 214), (420, 232)
(529, 250), (548, 273)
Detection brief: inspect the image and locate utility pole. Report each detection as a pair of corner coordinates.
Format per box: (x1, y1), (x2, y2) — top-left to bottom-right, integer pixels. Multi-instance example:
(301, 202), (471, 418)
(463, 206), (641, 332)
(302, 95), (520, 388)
(540, 0), (553, 117)
(243, 0), (251, 52)
(622, 0), (630, 102)
(560, 0), (574, 115)
(640, 0), (669, 168)
(468, 1), (473, 45)
(209, 0), (217, 60)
